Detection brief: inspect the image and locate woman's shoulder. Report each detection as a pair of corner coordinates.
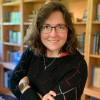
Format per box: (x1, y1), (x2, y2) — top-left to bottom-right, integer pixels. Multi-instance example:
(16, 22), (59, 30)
(23, 47), (36, 59)
(68, 50), (87, 67)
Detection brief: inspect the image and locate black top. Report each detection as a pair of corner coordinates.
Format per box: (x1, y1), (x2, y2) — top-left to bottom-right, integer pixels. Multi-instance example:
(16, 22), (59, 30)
(10, 47), (88, 100)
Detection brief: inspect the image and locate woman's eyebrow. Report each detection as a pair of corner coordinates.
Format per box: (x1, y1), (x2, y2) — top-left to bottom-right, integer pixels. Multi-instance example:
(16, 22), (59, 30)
(43, 23), (66, 26)
(43, 24), (50, 26)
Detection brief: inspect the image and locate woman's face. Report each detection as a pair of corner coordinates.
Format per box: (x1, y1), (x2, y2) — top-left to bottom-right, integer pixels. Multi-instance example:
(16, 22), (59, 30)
(40, 11), (68, 54)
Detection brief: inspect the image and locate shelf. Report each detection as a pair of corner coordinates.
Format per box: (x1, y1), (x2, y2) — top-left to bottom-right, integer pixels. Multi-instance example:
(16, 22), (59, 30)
(0, 87), (12, 93)
(24, 0), (46, 3)
(3, 42), (21, 47)
(24, 22), (31, 25)
(73, 22), (86, 25)
(84, 87), (100, 99)
(0, 62), (16, 70)
(92, 21), (100, 24)
(3, 23), (20, 25)
(90, 54), (100, 58)
(2, 1), (20, 6)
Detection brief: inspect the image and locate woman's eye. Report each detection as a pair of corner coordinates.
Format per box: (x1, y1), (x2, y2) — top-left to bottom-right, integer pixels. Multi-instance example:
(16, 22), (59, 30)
(58, 26), (63, 29)
(43, 26), (49, 29)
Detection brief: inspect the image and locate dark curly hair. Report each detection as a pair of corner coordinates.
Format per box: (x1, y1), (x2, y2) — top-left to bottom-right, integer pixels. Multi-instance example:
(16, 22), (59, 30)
(24, 1), (81, 56)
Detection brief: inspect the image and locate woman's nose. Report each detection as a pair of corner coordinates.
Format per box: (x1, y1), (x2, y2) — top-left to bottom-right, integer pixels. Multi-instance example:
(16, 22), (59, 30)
(50, 28), (57, 37)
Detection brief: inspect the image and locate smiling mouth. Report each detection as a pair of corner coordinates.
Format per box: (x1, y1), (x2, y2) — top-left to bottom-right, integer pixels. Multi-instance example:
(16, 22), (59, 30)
(49, 40), (58, 43)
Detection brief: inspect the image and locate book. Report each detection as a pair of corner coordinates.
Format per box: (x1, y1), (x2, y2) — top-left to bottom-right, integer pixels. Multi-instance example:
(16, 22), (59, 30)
(5, 11), (11, 22)
(91, 66), (95, 86)
(81, 32), (85, 52)
(96, 3), (100, 21)
(15, 12), (20, 23)
(93, 66), (100, 88)
(93, 33), (97, 54)
(6, 0), (12, 3)
(6, 30), (9, 42)
(95, 33), (99, 55)
(4, 70), (13, 88)
(98, 34), (100, 54)
(8, 50), (21, 64)
(9, 30), (13, 43)
(17, 32), (21, 44)
(12, 31), (17, 43)
(5, 11), (20, 23)
(10, 12), (15, 23)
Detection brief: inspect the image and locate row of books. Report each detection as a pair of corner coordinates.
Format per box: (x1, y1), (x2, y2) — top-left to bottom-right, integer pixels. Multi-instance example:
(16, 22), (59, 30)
(7, 50), (21, 65)
(4, 50), (21, 88)
(6, 30), (21, 44)
(96, 3), (100, 21)
(77, 32), (86, 53)
(6, 0), (20, 3)
(4, 70), (13, 88)
(5, 11), (20, 23)
(91, 66), (100, 88)
(93, 33), (100, 55)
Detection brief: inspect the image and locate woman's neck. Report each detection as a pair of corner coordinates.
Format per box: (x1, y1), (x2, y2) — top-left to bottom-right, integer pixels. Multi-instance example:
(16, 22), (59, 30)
(45, 51), (63, 58)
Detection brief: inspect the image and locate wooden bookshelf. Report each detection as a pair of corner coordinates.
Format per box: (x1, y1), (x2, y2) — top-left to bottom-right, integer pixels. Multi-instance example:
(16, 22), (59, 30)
(84, 87), (100, 99)
(3, 23), (20, 25)
(24, 0), (46, 3)
(2, 1), (20, 6)
(0, 0), (100, 100)
(73, 22), (86, 25)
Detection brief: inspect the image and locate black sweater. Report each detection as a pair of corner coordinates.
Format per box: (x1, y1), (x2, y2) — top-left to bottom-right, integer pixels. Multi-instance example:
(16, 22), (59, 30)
(10, 47), (88, 100)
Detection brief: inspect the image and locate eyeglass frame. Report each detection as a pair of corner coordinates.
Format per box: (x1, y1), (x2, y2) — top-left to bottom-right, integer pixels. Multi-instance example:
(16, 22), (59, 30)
(40, 24), (68, 34)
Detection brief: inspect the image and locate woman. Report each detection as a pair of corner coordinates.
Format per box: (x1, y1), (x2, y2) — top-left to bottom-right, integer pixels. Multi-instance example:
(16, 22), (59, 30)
(10, 1), (88, 100)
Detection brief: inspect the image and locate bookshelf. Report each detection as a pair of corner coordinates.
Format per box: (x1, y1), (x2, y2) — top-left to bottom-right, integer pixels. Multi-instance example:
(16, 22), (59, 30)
(84, 0), (100, 99)
(0, 0), (100, 99)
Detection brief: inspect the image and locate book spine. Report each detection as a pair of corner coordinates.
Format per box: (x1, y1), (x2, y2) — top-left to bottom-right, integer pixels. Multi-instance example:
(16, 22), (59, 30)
(9, 30), (13, 43)
(95, 33), (99, 55)
(12, 31), (17, 43)
(98, 34), (100, 54)
(93, 33), (97, 54)
(93, 66), (100, 88)
(91, 66), (95, 86)
(17, 32), (21, 44)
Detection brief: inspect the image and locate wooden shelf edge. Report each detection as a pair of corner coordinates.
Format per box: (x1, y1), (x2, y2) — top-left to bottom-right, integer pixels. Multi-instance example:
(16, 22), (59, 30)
(0, 62), (16, 70)
(92, 21), (100, 24)
(24, 0), (46, 3)
(0, 87), (12, 93)
(90, 54), (100, 58)
(73, 22), (86, 25)
(2, 1), (20, 6)
(84, 87), (100, 99)
(3, 22), (20, 25)
(3, 42), (21, 46)
(24, 22), (31, 25)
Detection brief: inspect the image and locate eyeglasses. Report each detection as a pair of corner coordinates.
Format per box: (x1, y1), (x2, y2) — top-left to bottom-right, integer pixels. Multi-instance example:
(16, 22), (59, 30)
(40, 24), (67, 34)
